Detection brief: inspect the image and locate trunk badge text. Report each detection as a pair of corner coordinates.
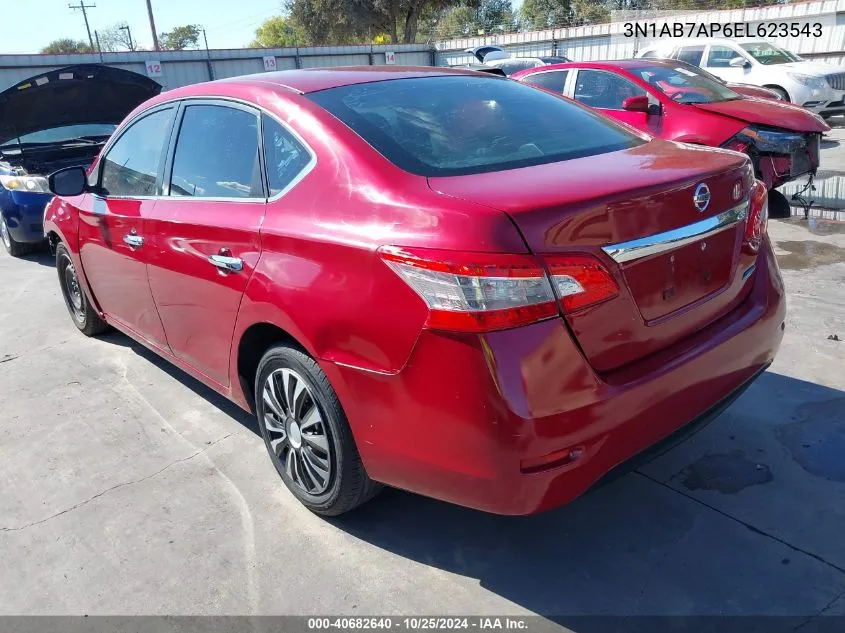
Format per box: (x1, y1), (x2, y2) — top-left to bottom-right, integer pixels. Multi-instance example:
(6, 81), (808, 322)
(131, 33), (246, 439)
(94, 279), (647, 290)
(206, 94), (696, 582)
(694, 183), (711, 213)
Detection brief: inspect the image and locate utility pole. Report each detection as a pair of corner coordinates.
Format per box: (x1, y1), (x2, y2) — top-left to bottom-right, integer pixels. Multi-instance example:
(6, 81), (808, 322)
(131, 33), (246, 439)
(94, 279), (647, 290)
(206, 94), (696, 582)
(146, 0), (160, 51)
(200, 27), (214, 81)
(69, 1), (96, 49)
(119, 24), (134, 51)
(94, 30), (104, 61)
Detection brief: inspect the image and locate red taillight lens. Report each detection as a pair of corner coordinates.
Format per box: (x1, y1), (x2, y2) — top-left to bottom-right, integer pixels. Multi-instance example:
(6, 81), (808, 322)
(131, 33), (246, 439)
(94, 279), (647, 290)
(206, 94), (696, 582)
(743, 180), (769, 254)
(544, 254), (620, 313)
(380, 247), (620, 332)
(379, 246), (558, 333)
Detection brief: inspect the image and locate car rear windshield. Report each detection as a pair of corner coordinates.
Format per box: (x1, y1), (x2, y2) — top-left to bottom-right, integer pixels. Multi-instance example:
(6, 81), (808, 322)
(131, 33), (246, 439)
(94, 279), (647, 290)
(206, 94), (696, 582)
(307, 75), (643, 177)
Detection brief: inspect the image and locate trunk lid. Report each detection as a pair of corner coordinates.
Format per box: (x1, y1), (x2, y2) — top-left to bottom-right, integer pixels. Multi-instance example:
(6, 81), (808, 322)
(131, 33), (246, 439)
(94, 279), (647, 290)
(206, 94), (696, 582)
(428, 139), (758, 372)
(692, 98), (829, 133)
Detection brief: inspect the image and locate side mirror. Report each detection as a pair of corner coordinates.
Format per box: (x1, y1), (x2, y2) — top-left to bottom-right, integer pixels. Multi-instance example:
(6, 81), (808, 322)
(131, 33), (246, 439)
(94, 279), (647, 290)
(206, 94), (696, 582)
(622, 95), (650, 112)
(48, 166), (88, 196)
(729, 57), (750, 68)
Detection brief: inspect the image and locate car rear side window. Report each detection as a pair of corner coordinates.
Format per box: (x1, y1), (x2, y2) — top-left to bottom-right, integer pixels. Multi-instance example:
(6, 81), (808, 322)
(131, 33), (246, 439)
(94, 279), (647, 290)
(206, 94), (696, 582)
(522, 70), (568, 94)
(169, 104), (262, 199)
(308, 75), (643, 177)
(676, 46), (705, 66)
(262, 115), (312, 197)
(100, 108), (174, 197)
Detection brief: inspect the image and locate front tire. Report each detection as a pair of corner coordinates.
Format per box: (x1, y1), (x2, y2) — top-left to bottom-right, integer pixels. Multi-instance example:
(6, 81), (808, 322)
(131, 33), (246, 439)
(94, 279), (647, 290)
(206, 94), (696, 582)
(767, 86), (790, 102)
(56, 242), (109, 336)
(255, 344), (381, 516)
(1, 215), (34, 257)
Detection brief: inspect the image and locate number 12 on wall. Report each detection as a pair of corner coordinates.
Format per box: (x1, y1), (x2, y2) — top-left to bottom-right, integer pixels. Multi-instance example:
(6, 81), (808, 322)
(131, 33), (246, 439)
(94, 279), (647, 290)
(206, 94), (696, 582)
(145, 61), (162, 77)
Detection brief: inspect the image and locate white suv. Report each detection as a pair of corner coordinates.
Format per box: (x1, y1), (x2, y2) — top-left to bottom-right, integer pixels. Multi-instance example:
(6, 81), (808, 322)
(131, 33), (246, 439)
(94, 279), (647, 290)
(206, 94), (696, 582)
(636, 38), (845, 117)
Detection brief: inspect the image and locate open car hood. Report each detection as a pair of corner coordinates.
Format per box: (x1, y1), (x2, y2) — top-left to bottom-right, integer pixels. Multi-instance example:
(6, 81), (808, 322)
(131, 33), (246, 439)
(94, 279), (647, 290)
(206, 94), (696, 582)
(0, 64), (162, 145)
(693, 97), (829, 133)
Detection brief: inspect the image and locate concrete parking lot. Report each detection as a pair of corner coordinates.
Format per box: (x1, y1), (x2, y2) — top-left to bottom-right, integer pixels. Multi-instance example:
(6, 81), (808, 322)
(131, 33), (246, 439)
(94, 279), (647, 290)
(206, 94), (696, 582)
(1, 182), (844, 620)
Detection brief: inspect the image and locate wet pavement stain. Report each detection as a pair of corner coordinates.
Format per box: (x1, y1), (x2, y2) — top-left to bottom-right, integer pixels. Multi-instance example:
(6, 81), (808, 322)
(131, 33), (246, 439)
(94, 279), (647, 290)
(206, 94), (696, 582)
(779, 217), (845, 236)
(679, 450), (773, 494)
(776, 398), (845, 483)
(775, 240), (845, 270)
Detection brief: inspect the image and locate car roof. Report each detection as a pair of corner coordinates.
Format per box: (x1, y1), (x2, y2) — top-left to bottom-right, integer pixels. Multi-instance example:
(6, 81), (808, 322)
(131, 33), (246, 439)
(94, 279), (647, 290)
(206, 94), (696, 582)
(174, 66), (493, 97)
(513, 59), (681, 76)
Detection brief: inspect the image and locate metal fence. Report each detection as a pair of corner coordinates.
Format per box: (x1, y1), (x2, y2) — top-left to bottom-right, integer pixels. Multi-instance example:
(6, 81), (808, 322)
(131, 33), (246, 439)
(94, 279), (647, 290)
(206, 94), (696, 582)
(435, 0), (845, 66)
(0, 44), (434, 92)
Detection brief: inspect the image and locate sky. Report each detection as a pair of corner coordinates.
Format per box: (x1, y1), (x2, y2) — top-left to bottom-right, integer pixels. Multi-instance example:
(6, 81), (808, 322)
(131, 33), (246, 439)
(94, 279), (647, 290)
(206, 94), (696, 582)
(0, 0), (285, 54)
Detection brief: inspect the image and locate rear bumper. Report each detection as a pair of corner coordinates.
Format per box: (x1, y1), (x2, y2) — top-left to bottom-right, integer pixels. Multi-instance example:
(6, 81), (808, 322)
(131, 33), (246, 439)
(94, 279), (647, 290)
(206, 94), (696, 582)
(0, 190), (51, 243)
(325, 237), (786, 515)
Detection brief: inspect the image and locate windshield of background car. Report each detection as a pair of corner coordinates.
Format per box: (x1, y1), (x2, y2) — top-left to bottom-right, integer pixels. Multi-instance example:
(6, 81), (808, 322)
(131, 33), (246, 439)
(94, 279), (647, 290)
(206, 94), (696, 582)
(307, 75), (644, 177)
(632, 64), (741, 104)
(740, 43), (800, 65)
(0, 123), (117, 147)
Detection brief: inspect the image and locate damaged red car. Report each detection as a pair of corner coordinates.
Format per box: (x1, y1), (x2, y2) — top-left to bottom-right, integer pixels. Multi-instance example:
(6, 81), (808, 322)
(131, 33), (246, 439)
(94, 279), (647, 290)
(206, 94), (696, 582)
(44, 68), (784, 516)
(514, 59), (829, 189)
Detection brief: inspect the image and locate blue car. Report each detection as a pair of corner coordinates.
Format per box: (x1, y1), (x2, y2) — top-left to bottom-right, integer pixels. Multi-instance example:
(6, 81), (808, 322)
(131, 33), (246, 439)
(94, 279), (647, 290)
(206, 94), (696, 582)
(0, 64), (161, 256)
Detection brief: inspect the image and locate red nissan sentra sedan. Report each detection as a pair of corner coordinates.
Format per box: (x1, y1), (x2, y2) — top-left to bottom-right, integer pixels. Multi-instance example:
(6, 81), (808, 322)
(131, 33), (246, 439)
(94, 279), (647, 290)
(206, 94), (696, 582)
(512, 60), (829, 190)
(44, 67), (785, 516)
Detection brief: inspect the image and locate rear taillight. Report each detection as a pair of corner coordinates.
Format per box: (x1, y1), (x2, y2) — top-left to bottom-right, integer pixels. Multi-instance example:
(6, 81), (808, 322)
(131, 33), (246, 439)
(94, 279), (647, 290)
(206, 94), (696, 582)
(379, 246), (619, 333)
(743, 180), (769, 254)
(545, 255), (620, 313)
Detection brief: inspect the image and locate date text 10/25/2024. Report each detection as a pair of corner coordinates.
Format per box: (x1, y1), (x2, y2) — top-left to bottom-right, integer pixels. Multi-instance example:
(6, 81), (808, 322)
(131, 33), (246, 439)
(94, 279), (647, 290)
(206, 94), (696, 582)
(308, 618), (529, 631)
(623, 22), (823, 38)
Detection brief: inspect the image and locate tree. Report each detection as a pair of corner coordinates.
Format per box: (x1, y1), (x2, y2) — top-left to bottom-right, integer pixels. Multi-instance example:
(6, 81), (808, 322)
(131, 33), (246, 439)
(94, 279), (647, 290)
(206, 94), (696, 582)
(98, 23), (137, 52)
(251, 15), (307, 47)
(287, 0), (461, 44)
(159, 24), (201, 50)
(519, 0), (571, 30)
(433, 0), (515, 39)
(571, 0), (609, 24)
(41, 38), (93, 54)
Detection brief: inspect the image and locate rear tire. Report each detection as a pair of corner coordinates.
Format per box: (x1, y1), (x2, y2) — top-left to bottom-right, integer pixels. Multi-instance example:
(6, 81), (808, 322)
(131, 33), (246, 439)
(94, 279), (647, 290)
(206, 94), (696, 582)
(56, 242), (109, 336)
(255, 344), (381, 516)
(1, 215), (34, 257)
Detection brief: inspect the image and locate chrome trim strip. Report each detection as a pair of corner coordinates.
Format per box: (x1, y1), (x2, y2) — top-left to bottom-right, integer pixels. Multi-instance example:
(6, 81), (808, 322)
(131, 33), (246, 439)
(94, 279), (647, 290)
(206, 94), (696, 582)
(602, 202), (748, 264)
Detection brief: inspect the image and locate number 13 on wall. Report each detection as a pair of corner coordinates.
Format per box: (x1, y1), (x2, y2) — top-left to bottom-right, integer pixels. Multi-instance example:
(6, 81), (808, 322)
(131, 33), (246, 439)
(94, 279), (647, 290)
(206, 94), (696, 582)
(263, 56), (278, 71)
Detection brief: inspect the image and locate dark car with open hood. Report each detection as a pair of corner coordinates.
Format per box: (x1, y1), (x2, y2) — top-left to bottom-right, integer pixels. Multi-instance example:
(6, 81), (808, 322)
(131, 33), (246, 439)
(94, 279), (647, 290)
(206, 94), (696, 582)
(0, 64), (161, 256)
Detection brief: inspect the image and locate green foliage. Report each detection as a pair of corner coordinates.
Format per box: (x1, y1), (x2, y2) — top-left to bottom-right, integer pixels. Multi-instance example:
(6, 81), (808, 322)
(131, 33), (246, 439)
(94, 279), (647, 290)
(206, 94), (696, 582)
(159, 24), (202, 50)
(435, 0), (516, 38)
(519, 0), (571, 30)
(286, 0), (460, 44)
(571, 0), (609, 24)
(41, 38), (93, 54)
(251, 16), (307, 47)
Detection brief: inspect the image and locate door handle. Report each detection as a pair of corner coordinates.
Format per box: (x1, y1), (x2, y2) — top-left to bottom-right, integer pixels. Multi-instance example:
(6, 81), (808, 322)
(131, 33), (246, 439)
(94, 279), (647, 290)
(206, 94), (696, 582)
(209, 254), (243, 273)
(123, 234), (144, 248)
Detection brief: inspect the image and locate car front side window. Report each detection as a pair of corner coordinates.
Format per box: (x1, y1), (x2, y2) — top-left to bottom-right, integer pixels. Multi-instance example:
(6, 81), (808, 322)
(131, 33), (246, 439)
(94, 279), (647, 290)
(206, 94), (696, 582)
(169, 104), (262, 199)
(99, 108), (174, 198)
(573, 69), (647, 110)
(706, 45), (743, 68)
